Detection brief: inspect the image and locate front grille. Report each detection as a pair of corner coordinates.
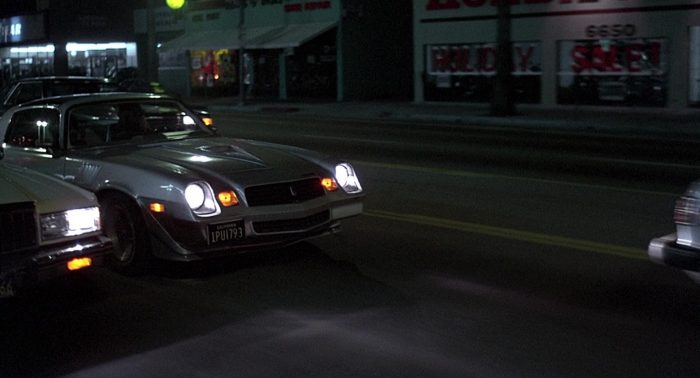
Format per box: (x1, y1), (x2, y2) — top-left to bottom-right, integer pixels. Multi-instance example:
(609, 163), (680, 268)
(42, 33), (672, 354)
(253, 210), (330, 233)
(245, 178), (325, 207)
(0, 202), (38, 254)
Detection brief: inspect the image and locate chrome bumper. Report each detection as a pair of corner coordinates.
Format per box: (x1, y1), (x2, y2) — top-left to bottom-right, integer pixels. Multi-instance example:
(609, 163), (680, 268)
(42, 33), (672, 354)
(1, 235), (112, 297)
(648, 233), (700, 271)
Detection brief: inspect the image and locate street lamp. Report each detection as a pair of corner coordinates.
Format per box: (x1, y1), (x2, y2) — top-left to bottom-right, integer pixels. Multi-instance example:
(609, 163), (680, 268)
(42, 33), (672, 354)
(166, 0), (186, 10)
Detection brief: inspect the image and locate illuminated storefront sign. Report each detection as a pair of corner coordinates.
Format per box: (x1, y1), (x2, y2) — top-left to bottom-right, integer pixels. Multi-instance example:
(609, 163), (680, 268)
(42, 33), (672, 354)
(425, 42), (542, 103)
(558, 38), (667, 105)
(0, 14), (46, 45)
(427, 42), (541, 75)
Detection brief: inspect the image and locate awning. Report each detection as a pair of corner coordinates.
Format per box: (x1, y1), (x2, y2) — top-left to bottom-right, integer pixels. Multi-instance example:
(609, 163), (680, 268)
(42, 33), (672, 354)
(247, 22), (336, 49)
(159, 22), (336, 52)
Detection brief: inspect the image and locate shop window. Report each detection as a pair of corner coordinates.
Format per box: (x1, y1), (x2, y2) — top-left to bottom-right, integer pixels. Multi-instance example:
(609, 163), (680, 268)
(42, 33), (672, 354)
(3, 45), (55, 83)
(66, 42), (137, 79)
(190, 49), (238, 96)
(424, 42), (542, 103)
(557, 38), (668, 107)
(690, 27), (700, 107)
(287, 29), (338, 99)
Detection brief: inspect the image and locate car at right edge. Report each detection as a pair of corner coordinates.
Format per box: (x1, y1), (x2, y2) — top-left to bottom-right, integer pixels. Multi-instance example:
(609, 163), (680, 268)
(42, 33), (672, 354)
(648, 180), (700, 283)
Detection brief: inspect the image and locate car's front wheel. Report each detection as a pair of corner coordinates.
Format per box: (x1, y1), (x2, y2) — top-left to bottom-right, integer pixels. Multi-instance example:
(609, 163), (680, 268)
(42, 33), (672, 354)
(101, 193), (150, 275)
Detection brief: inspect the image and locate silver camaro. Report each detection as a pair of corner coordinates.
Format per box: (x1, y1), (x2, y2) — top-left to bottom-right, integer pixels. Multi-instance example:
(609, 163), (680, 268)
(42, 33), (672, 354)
(0, 93), (363, 274)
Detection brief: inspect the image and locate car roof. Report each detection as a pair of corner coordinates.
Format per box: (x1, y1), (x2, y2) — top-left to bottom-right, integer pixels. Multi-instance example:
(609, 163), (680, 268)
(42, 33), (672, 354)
(19, 92), (175, 108)
(14, 76), (111, 83)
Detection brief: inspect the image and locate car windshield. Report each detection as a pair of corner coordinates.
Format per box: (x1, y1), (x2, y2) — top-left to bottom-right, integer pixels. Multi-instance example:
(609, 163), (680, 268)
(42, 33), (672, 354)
(68, 100), (212, 148)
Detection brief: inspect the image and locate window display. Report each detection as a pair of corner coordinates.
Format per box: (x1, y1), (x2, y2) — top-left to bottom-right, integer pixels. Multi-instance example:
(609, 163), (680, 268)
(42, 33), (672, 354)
(424, 42), (542, 103)
(66, 42), (137, 79)
(557, 38), (668, 106)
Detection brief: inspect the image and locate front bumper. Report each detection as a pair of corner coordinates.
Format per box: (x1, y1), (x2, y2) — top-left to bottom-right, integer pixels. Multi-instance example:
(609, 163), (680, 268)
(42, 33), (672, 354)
(0, 235), (112, 297)
(648, 233), (700, 272)
(145, 198), (363, 261)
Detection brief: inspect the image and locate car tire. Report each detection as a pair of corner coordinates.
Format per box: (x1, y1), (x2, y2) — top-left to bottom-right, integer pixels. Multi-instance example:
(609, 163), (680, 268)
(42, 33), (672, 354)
(101, 193), (150, 275)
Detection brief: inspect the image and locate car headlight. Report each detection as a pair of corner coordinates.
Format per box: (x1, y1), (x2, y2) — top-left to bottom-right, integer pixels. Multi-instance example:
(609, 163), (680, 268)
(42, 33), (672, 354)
(41, 207), (101, 241)
(185, 182), (220, 217)
(335, 163), (362, 194)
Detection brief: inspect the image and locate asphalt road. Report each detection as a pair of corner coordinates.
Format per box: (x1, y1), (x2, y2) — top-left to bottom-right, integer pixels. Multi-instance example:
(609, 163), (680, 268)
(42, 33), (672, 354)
(2, 113), (700, 377)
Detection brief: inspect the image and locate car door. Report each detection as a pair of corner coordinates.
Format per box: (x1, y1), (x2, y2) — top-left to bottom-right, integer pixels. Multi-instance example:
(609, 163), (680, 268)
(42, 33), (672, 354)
(0, 107), (66, 179)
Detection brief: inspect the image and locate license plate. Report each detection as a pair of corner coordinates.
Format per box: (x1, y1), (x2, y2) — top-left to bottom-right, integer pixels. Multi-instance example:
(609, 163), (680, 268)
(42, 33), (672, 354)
(208, 220), (245, 245)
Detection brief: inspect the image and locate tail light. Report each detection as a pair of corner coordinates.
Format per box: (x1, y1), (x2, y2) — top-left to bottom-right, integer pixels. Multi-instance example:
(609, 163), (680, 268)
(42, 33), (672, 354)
(674, 196), (700, 225)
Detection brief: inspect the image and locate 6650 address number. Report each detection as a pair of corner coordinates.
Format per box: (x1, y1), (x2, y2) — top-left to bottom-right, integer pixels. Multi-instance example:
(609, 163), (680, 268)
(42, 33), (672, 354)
(585, 24), (636, 39)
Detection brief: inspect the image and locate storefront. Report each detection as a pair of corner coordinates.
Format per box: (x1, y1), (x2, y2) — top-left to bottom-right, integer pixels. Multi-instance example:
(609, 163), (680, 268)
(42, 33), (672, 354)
(158, 0), (341, 100)
(414, 0), (700, 108)
(0, 2), (139, 87)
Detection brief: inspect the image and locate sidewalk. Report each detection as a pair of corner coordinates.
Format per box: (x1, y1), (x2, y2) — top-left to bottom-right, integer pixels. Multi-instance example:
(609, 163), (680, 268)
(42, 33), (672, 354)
(185, 96), (700, 142)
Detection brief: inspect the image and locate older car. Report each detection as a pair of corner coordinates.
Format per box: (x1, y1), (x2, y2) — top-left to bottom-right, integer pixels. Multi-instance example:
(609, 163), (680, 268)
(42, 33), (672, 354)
(0, 93), (363, 274)
(0, 76), (115, 115)
(648, 181), (700, 283)
(0, 146), (111, 297)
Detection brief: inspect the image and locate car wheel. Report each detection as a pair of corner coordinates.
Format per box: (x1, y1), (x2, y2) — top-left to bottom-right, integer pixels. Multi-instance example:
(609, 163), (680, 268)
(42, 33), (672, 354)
(101, 193), (150, 275)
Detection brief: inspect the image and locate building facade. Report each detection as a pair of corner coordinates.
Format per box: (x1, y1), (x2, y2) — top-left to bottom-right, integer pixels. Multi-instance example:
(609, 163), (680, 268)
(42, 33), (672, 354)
(414, 0), (700, 108)
(152, 0), (412, 101)
(0, 0), (140, 87)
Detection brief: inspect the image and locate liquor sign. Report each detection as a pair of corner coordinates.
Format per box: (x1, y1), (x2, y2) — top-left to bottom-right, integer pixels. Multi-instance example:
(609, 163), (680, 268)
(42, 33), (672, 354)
(0, 13), (46, 45)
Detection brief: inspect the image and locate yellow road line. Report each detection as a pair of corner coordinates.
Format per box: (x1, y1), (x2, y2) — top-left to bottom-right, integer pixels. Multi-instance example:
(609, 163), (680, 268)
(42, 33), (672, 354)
(355, 160), (678, 197)
(365, 209), (647, 261)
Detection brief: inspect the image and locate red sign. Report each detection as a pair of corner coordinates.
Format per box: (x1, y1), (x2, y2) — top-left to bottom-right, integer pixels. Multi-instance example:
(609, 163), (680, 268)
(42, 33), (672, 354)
(285, 1), (331, 12)
(428, 43), (541, 75)
(568, 40), (662, 74)
(426, 0), (611, 10)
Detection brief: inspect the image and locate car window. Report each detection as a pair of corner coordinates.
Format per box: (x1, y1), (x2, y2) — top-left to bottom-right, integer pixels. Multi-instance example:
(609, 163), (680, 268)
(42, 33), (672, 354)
(68, 104), (118, 148)
(68, 100), (208, 148)
(5, 108), (60, 148)
(7, 82), (43, 105)
(0, 84), (13, 103)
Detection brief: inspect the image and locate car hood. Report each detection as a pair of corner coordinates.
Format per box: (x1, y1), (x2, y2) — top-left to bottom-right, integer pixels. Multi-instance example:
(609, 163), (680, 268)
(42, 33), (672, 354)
(0, 163), (96, 213)
(96, 137), (329, 182)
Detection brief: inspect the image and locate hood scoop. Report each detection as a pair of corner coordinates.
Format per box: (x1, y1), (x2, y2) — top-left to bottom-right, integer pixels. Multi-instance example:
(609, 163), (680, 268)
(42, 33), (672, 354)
(195, 144), (264, 165)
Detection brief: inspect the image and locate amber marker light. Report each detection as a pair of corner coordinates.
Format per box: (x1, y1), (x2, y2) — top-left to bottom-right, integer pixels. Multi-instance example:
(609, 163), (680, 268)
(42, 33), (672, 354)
(321, 177), (338, 191)
(202, 117), (214, 127)
(218, 191), (239, 207)
(149, 202), (166, 213)
(67, 257), (92, 271)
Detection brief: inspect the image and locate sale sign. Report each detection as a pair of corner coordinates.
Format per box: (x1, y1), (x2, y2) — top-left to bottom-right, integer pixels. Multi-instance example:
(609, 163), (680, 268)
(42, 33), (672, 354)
(559, 38), (666, 75)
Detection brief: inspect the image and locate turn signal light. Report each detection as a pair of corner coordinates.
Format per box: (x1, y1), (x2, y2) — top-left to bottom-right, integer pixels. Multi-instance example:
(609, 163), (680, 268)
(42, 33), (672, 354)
(202, 117), (214, 127)
(218, 191), (239, 207)
(149, 202), (166, 213)
(67, 257), (92, 271)
(321, 177), (338, 191)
